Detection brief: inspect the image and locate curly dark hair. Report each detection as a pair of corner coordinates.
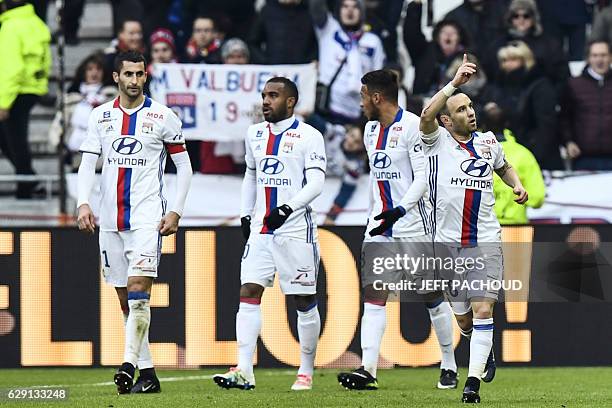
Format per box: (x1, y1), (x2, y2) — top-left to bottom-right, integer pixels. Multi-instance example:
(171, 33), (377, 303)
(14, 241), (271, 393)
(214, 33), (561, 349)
(68, 52), (106, 93)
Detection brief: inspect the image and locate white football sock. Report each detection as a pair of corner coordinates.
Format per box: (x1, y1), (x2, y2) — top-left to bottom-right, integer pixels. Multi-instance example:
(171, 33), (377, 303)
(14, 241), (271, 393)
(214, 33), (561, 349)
(236, 300), (261, 379)
(361, 302), (386, 378)
(123, 312), (153, 369)
(297, 305), (321, 376)
(138, 327), (154, 370)
(124, 294), (151, 367)
(427, 301), (457, 372)
(468, 318), (493, 379)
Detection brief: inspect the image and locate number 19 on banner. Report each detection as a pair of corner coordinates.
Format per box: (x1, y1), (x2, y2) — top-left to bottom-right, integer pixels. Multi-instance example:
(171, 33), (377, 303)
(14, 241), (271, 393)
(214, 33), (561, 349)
(208, 101), (239, 123)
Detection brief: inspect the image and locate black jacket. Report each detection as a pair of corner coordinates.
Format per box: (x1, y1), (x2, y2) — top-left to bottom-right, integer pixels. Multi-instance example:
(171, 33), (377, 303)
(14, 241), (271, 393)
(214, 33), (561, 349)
(248, 0), (317, 64)
(480, 66), (562, 169)
(444, 0), (509, 58)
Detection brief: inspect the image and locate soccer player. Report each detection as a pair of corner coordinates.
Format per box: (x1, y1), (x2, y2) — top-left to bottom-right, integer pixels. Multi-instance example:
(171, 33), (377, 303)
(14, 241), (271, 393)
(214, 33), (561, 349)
(212, 77), (326, 391)
(337, 69), (458, 391)
(419, 55), (528, 403)
(76, 51), (192, 394)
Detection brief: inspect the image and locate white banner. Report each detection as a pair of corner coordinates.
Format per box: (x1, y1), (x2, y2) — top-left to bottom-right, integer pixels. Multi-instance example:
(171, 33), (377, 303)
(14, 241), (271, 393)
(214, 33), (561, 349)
(527, 172), (612, 224)
(149, 63), (317, 141)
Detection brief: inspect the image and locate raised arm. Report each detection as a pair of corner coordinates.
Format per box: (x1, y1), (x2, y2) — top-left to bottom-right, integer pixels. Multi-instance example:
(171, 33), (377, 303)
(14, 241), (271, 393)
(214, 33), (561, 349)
(309, 0), (329, 28)
(403, 0), (428, 63)
(420, 54), (477, 137)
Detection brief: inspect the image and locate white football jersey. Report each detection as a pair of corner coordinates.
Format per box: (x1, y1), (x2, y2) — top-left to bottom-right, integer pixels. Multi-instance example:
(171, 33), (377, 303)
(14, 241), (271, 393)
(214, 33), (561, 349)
(364, 109), (431, 238)
(245, 116), (326, 242)
(315, 14), (385, 120)
(80, 96), (186, 232)
(421, 127), (505, 245)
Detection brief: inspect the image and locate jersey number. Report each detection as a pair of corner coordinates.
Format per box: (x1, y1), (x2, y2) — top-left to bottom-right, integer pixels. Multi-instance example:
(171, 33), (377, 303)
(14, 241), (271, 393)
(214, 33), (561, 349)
(102, 250), (110, 268)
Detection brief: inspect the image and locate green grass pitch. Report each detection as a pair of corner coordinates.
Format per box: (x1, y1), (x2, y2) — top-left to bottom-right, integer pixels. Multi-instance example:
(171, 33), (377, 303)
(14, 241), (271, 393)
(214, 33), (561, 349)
(0, 367), (610, 407)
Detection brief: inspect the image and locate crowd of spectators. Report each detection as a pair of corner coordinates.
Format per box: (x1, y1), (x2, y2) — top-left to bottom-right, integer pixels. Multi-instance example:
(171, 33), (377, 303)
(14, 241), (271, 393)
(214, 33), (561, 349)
(3, 0), (612, 199)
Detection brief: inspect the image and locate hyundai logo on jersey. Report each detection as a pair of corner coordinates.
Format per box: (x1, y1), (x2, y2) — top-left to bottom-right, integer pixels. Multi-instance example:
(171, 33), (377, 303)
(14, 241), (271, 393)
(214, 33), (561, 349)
(460, 158), (492, 178)
(260, 157), (285, 175)
(372, 152), (392, 169)
(112, 137), (143, 155)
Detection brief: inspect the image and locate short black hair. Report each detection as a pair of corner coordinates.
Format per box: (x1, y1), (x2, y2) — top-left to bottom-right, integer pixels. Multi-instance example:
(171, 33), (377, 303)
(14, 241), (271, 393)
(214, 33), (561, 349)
(266, 77), (299, 104)
(587, 39), (611, 56)
(194, 14), (215, 26)
(74, 52), (106, 87)
(360, 69), (399, 102)
(117, 19), (142, 35)
(114, 51), (147, 74)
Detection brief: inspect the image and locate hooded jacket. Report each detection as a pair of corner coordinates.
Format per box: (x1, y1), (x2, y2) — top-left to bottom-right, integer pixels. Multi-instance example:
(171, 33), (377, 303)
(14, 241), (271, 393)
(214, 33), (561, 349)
(482, 0), (569, 95)
(0, 3), (51, 109)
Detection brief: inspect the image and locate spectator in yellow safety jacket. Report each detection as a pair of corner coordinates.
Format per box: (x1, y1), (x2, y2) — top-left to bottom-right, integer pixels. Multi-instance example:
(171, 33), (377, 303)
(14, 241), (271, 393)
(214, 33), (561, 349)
(493, 128), (546, 224)
(0, 0), (51, 198)
(483, 103), (546, 224)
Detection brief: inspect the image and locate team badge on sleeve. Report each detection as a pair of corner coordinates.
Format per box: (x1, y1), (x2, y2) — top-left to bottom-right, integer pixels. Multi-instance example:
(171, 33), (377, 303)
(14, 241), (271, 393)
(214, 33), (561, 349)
(310, 152), (326, 163)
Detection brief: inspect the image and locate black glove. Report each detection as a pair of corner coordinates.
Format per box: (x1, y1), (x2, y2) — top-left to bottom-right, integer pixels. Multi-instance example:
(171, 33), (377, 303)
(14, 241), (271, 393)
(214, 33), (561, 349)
(240, 215), (251, 240)
(264, 204), (293, 230)
(369, 206), (406, 236)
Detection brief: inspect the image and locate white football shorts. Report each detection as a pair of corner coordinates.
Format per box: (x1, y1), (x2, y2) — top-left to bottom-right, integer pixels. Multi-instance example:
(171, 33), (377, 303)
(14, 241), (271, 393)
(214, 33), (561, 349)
(99, 228), (161, 287)
(241, 234), (320, 295)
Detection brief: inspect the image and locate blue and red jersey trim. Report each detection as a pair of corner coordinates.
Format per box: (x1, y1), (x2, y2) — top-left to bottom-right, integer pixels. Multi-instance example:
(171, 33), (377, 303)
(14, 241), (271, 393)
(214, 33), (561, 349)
(374, 109), (402, 237)
(114, 97), (152, 231)
(458, 136), (482, 247)
(260, 119), (299, 234)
